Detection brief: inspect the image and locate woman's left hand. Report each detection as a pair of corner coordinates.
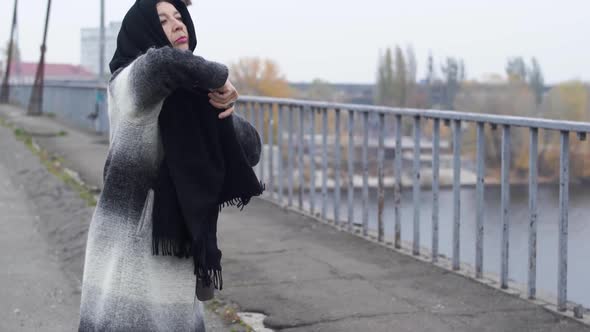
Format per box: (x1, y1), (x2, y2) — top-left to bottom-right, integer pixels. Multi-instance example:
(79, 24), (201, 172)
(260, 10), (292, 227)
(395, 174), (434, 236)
(209, 80), (238, 119)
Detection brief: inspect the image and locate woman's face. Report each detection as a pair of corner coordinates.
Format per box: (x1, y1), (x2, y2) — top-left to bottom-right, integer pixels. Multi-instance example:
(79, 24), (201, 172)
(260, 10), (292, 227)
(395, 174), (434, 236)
(157, 2), (189, 50)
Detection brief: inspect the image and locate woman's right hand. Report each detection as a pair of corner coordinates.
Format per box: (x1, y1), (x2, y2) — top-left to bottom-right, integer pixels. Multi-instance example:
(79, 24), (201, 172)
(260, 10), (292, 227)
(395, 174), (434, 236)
(209, 80), (239, 119)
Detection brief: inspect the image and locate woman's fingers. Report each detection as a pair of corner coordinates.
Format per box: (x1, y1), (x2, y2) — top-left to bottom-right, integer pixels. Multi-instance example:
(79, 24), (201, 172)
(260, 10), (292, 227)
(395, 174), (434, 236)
(208, 92), (228, 104)
(208, 79), (238, 118)
(209, 91), (237, 104)
(209, 98), (234, 110)
(218, 106), (234, 119)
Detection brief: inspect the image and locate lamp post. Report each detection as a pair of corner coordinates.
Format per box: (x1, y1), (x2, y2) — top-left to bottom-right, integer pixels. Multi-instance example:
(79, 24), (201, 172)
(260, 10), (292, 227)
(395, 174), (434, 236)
(0, 0), (18, 103)
(27, 0), (51, 116)
(99, 0), (105, 80)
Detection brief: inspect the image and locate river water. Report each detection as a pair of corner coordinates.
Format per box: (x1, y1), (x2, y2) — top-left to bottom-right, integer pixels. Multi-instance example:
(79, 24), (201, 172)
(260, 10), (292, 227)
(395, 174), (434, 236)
(298, 184), (590, 307)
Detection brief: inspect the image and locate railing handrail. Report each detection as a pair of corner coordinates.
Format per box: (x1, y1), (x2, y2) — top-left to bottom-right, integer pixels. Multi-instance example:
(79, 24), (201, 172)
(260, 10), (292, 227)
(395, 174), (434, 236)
(240, 95), (590, 134)
(8, 82), (590, 133)
(8, 81), (107, 90)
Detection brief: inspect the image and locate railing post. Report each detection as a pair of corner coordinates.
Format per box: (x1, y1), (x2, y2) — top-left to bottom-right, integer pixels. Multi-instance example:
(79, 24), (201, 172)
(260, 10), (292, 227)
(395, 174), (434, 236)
(322, 108), (329, 220)
(557, 131), (569, 312)
(475, 122), (485, 278)
(362, 111), (369, 237)
(432, 118), (440, 262)
(268, 104), (274, 198)
(298, 106), (305, 210)
(528, 128), (538, 299)
(258, 103), (265, 182)
(500, 125), (511, 289)
(452, 120), (462, 269)
(413, 116), (422, 256)
(334, 109), (342, 225)
(394, 115), (403, 249)
(287, 105), (294, 207)
(377, 113), (385, 243)
(277, 104), (284, 204)
(309, 107), (316, 215)
(249, 102), (255, 135)
(347, 110), (355, 232)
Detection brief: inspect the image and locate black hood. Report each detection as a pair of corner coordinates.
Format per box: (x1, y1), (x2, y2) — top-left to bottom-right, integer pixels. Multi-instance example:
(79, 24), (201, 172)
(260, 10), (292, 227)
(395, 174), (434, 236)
(109, 0), (197, 74)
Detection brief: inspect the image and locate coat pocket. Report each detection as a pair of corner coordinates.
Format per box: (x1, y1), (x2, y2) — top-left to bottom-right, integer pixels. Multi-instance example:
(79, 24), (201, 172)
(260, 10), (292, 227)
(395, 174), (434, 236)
(135, 189), (155, 238)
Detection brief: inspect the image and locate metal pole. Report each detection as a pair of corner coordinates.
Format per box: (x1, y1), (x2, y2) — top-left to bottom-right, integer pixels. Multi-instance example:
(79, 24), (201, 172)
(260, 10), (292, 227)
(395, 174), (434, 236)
(0, 0), (18, 103)
(557, 131), (570, 311)
(27, 0), (52, 115)
(99, 0), (106, 79)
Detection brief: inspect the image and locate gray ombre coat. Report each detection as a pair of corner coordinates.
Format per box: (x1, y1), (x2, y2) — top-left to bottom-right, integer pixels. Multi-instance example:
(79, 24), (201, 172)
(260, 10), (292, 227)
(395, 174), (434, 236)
(78, 47), (261, 332)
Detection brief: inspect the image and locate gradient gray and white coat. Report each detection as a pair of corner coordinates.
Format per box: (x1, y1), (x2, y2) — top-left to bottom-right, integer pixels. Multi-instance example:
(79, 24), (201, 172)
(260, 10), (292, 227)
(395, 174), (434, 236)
(78, 47), (261, 332)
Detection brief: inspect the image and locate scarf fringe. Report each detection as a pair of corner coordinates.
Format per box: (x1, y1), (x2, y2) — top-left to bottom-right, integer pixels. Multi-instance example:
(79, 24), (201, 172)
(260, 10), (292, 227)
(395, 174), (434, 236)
(196, 267), (223, 291)
(152, 237), (223, 291)
(153, 180), (265, 294)
(218, 181), (266, 212)
(152, 237), (192, 258)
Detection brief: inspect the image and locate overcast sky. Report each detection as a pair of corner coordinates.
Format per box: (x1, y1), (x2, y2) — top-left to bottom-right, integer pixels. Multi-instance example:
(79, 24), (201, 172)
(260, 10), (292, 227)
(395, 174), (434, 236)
(1, 0), (588, 83)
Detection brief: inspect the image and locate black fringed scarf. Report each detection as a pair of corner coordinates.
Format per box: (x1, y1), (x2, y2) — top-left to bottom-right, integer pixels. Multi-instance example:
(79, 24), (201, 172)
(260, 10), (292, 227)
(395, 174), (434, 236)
(109, 0), (264, 296)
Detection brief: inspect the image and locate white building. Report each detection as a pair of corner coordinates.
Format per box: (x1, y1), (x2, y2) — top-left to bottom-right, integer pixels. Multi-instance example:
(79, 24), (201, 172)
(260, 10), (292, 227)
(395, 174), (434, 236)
(80, 22), (122, 75)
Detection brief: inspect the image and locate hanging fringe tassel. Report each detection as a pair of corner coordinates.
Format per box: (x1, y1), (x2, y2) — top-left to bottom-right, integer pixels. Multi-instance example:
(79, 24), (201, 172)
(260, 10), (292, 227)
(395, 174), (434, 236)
(218, 181), (266, 212)
(152, 237), (192, 258)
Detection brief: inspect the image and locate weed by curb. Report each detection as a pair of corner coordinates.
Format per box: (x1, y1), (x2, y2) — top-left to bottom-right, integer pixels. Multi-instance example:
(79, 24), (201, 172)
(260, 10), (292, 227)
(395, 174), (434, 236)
(206, 299), (254, 332)
(1, 116), (97, 206)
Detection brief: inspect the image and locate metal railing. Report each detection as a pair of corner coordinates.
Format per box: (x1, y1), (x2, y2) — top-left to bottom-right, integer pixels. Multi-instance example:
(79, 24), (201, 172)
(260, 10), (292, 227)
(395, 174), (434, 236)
(5, 84), (590, 319)
(8, 82), (109, 134)
(237, 96), (590, 318)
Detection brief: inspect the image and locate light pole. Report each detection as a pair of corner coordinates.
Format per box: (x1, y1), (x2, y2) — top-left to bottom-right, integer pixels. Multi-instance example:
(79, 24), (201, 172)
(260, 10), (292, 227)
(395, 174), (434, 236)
(0, 0), (18, 103)
(99, 0), (105, 80)
(27, 0), (51, 116)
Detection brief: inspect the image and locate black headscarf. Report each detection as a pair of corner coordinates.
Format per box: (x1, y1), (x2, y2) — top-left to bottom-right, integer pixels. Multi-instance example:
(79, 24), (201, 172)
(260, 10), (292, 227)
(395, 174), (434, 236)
(110, 0), (264, 297)
(109, 0), (197, 73)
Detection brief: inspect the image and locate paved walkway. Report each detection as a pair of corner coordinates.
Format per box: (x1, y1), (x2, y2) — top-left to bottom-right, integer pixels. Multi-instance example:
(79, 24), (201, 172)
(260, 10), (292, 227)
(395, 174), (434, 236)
(1, 104), (588, 332)
(0, 105), (228, 331)
(0, 128), (80, 331)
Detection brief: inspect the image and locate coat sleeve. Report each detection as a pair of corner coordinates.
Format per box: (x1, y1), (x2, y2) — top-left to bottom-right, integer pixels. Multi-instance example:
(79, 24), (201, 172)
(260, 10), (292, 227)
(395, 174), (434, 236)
(232, 113), (262, 167)
(109, 47), (228, 117)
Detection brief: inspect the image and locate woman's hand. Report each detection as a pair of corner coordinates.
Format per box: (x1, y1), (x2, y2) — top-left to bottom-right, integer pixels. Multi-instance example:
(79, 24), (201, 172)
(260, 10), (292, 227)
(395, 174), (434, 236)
(209, 80), (238, 119)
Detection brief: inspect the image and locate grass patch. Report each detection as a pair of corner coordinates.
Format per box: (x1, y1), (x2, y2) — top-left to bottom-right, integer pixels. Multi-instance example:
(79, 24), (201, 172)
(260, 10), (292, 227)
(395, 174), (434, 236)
(206, 298), (255, 332)
(1, 116), (97, 206)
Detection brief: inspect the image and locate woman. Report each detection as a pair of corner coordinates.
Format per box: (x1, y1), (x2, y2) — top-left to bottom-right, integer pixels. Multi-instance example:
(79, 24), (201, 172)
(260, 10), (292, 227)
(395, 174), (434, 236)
(78, 1), (263, 331)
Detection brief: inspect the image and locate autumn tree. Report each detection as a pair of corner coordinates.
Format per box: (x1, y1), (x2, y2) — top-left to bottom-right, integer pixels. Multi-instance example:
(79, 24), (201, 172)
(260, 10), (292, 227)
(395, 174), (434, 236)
(406, 45), (417, 86)
(306, 78), (336, 101)
(455, 81), (534, 174)
(230, 57), (293, 144)
(528, 57), (545, 110)
(375, 44), (415, 107)
(441, 57), (461, 109)
(539, 81), (590, 178)
(230, 57), (293, 98)
(405, 45), (417, 107)
(392, 46), (407, 107)
(505, 57), (527, 82)
(375, 48), (394, 106)
(1, 40), (21, 78)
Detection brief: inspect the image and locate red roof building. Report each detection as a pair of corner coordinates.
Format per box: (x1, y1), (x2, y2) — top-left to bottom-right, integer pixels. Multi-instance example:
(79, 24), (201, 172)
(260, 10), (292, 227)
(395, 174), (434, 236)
(3, 61), (96, 84)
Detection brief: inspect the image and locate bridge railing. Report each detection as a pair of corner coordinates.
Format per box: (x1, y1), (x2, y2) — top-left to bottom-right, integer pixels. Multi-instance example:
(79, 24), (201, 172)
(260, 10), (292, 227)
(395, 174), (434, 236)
(5, 84), (590, 319)
(237, 95), (590, 318)
(8, 82), (109, 134)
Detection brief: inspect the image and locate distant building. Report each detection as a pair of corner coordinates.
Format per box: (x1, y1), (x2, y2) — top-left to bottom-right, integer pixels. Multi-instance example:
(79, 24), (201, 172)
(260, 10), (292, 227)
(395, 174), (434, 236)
(80, 22), (121, 75)
(4, 62), (95, 84)
(290, 82), (375, 105)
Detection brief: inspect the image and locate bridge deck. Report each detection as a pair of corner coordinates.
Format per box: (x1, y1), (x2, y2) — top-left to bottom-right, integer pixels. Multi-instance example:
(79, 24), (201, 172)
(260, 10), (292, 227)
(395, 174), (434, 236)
(1, 104), (587, 332)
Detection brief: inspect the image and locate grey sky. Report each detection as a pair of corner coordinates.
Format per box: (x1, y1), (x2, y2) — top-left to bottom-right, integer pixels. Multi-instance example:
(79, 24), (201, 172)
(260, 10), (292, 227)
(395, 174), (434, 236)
(1, 0), (588, 84)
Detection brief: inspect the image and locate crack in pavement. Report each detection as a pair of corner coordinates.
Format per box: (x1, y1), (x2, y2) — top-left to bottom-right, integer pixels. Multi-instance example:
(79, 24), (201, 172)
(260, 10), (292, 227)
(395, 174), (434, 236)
(267, 311), (417, 330)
